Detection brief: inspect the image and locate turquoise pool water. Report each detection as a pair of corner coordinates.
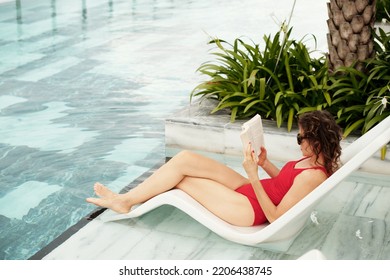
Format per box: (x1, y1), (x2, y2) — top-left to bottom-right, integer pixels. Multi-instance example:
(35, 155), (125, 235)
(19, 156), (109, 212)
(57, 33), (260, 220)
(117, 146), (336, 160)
(0, 0), (329, 259)
(0, 0), (191, 259)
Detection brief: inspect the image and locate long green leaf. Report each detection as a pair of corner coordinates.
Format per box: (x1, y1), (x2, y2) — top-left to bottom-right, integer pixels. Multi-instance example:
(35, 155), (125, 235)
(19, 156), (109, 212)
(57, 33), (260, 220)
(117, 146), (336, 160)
(363, 114), (389, 133)
(284, 52), (294, 91)
(323, 91), (332, 106)
(276, 104), (284, 127)
(230, 107), (238, 122)
(244, 100), (262, 113)
(343, 119), (365, 138)
(287, 107), (295, 131)
(275, 91), (284, 105)
(259, 77), (266, 101)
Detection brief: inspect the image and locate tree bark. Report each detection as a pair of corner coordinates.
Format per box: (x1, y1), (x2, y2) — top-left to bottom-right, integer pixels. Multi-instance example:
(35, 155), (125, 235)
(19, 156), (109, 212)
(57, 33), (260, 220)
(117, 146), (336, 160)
(326, 0), (377, 73)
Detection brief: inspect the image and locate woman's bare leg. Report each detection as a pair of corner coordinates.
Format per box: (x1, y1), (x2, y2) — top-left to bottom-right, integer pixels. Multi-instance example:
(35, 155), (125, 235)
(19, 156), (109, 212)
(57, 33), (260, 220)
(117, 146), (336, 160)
(86, 150), (249, 213)
(176, 176), (255, 226)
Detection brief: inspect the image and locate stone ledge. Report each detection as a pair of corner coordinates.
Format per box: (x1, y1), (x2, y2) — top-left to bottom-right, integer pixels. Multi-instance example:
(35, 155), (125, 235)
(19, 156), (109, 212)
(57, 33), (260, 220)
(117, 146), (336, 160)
(165, 100), (390, 175)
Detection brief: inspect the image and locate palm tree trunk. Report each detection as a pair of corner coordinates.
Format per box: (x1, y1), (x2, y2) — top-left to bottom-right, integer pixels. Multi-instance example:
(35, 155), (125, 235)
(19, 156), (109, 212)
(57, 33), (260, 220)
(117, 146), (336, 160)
(327, 0), (377, 73)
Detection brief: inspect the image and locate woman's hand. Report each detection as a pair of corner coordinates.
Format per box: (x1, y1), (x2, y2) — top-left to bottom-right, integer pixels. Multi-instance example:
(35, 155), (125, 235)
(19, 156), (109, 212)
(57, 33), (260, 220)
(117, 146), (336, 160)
(242, 143), (260, 180)
(257, 146), (268, 167)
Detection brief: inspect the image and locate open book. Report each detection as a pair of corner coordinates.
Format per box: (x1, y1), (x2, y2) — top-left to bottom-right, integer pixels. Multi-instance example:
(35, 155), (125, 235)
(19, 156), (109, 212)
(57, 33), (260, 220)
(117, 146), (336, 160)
(240, 114), (264, 157)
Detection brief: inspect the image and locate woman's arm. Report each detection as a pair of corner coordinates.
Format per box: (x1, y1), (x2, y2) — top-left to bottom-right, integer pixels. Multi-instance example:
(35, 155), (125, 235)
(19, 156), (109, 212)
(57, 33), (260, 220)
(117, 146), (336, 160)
(243, 144), (327, 223)
(257, 146), (280, 178)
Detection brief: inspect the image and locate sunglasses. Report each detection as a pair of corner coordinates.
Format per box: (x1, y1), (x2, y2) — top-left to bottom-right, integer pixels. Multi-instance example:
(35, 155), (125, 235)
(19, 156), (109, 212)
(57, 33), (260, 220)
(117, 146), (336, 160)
(296, 133), (306, 145)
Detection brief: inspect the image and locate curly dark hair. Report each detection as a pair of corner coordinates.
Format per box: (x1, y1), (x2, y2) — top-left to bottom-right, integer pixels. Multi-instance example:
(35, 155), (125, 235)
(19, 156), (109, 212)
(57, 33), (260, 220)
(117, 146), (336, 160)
(298, 110), (342, 175)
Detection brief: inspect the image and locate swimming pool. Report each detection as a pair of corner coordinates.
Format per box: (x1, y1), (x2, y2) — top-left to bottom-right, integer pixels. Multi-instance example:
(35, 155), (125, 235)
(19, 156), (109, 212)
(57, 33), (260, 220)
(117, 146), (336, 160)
(0, 0), (329, 259)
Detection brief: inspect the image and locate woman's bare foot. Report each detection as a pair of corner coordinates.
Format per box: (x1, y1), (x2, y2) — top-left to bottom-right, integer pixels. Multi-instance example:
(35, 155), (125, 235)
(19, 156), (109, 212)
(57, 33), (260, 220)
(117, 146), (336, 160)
(93, 182), (116, 199)
(86, 182), (132, 214)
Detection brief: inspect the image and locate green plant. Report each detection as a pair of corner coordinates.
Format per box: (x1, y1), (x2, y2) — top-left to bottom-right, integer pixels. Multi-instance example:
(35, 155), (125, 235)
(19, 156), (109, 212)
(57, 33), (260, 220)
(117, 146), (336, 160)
(327, 65), (372, 137)
(191, 28), (329, 131)
(190, 22), (390, 160)
(326, 26), (390, 139)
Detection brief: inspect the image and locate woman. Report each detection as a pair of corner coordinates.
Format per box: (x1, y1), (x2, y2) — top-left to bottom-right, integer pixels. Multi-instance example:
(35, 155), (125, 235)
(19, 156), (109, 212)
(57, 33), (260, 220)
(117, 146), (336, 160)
(86, 110), (342, 227)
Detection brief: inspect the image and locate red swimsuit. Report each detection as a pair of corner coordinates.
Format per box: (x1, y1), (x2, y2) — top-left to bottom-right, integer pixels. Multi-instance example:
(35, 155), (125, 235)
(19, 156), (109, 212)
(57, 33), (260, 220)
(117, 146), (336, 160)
(235, 158), (328, 225)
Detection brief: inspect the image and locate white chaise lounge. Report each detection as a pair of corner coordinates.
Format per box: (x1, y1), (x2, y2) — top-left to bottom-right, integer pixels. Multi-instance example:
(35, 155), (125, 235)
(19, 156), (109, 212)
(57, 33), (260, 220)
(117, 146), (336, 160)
(101, 115), (390, 251)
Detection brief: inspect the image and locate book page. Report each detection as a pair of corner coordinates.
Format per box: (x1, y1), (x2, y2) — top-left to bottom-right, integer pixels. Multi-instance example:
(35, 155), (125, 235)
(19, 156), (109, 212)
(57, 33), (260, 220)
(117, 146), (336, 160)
(240, 114), (264, 157)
